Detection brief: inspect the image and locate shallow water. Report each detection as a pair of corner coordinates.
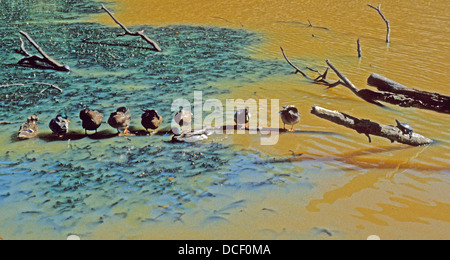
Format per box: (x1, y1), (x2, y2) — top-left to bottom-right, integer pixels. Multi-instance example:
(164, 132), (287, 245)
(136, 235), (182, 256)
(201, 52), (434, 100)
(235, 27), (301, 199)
(0, 0), (449, 240)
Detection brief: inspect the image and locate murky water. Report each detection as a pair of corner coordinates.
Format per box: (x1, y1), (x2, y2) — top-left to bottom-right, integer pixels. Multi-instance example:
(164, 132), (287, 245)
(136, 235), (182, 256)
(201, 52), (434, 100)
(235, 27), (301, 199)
(0, 0), (449, 239)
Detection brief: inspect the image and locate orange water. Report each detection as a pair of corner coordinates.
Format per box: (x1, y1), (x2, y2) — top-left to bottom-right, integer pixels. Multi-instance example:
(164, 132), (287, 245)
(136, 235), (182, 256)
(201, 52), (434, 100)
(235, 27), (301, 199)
(93, 0), (450, 239)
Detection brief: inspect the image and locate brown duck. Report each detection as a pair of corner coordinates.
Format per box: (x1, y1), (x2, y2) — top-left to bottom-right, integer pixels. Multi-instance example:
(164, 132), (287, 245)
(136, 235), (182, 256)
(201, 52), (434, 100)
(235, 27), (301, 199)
(80, 108), (103, 135)
(141, 109), (163, 134)
(279, 105), (301, 132)
(18, 115), (39, 140)
(108, 107), (131, 135)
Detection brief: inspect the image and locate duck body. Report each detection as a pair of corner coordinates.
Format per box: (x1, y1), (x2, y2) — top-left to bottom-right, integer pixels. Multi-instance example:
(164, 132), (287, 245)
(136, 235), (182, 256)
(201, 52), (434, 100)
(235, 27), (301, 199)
(141, 109), (163, 133)
(49, 114), (70, 137)
(234, 108), (251, 127)
(80, 108), (103, 134)
(108, 107), (131, 134)
(171, 128), (212, 143)
(18, 115), (39, 140)
(280, 105), (301, 131)
(174, 109), (193, 129)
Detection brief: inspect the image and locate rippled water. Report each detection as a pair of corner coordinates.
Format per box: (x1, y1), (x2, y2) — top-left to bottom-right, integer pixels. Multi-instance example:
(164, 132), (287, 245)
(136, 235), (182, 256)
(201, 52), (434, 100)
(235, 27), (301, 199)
(0, 0), (449, 239)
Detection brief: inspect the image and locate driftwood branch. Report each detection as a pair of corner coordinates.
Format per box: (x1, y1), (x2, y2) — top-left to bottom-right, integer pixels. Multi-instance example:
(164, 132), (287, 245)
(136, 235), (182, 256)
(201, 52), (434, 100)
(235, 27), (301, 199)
(324, 60), (450, 113)
(307, 19), (330, 31)
(0, 121), (21, 125)
(281, 47), (344, 87)
(0, 82), (63, 93)
(275, 20), (329, 31)
(325, 60), (385, 106)
(311, 106), (433, 146)
(368, 4), (391, 43)
(15, 31), (70, 72)
(280, 46), (311, 79)
(101, 4), (162, 52)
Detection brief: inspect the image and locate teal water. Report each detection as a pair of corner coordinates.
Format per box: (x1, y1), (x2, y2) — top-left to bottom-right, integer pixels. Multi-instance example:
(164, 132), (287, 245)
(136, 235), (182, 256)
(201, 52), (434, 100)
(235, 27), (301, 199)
(3, 0), (448, 240)
(0, 0), (315, 239)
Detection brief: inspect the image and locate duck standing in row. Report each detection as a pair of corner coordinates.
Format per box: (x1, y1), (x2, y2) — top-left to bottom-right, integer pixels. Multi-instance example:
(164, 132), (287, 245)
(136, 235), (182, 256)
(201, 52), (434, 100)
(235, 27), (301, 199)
(80, 108), (103, 135)
(174, 108), (193, 131)
(49, 114), (70, 138)
(108, 107), (131, 136)
(17, 115), (39, 140)
(141, 109), (163, 134)
(279, 105), (301, 132)
(234, 108), (251, 128)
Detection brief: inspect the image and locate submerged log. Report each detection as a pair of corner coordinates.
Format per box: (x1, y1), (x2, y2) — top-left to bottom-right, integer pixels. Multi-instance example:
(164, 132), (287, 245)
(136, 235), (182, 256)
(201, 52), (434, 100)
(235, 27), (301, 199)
(15, 31), (70, 72)
(101, 4), (162, 52)
(325, 61), (450, 113)
(311, 106), (433, 146)
(367, 73), (450, 114)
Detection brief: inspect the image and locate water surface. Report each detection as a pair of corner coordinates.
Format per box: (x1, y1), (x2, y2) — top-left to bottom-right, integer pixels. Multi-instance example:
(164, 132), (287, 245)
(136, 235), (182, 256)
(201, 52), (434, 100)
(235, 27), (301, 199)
(0, 0), (449, 239)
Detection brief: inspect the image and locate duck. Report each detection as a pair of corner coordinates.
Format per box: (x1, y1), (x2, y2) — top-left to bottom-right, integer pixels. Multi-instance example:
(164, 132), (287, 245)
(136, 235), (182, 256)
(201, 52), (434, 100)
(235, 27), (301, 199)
(108, 107), (131, 136)
(17, 115), (39, 140)
(49, 114), (70, 137)
(80, 108), (103, 135)
(279, 105), (301, 132)
(174, 108), (193, 131)
(141, 109), (163, 134)
(234, 108), (251, 128)
(171, 127), (212, 143)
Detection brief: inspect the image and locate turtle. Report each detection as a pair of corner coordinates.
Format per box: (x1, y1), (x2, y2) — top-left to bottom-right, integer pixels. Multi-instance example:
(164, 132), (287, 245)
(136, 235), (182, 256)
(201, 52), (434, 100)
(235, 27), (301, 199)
(396, 120), (414, 137)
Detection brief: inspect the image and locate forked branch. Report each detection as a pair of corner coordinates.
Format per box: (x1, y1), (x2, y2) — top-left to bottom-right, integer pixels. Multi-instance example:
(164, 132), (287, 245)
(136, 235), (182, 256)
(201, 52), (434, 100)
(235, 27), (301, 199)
(15, 31), (70, 72)
(281, 47), (344, 87)
(101, 4), (162, 52)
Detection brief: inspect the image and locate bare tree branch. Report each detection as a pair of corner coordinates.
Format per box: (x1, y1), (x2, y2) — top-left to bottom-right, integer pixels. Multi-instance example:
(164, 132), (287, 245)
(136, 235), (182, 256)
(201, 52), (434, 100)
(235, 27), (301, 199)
(0, 82), (63, 93)
(102, 4), (162, 52)
(15, 31), (70, 72)
(357, 38), (362, 58)
(368, 4), (391, 43)
(281, 47), (344, 87)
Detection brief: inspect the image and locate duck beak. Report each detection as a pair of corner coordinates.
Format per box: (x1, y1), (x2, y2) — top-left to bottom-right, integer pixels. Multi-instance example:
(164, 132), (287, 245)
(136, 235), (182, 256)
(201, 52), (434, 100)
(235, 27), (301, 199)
(67, 120), (71, 124)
